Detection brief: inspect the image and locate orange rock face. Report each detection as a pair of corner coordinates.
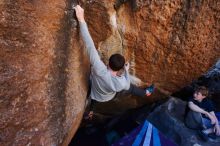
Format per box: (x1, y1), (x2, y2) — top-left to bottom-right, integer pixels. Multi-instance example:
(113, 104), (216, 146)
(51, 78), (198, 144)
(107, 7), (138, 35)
(0, 0), (89, 146)
(133, 0), (220, 93)
(0, 0), (219, 145)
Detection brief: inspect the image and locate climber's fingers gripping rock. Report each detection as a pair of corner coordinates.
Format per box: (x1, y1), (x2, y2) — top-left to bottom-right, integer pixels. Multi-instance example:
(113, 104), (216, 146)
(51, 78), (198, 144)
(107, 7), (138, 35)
(74, 5), (85, 22)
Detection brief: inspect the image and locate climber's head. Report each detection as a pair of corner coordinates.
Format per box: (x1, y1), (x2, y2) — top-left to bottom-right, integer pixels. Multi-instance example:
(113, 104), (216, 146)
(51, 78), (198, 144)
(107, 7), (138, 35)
(108, 53), (125, 71)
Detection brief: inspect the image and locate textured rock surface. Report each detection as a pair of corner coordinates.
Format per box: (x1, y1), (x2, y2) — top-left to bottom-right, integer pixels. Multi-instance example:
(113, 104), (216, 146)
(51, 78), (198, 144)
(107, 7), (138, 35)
(0, 0), (220, 145)
(0, 1), (89, 146)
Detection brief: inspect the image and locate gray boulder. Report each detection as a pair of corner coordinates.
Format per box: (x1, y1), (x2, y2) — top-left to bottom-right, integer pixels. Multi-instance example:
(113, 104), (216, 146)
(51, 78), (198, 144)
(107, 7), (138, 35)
(147, 98), (220, 146)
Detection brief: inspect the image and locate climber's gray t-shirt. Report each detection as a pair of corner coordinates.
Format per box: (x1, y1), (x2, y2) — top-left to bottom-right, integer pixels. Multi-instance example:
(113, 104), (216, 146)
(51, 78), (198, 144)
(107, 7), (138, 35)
(79, 22), (130, 102)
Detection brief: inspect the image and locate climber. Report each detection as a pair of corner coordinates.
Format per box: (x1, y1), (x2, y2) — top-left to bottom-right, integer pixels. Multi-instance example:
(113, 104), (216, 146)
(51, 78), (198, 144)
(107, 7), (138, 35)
(185, 86), (220, 141)
(74, 5), (154, 119)
(114, 0), (141, 11)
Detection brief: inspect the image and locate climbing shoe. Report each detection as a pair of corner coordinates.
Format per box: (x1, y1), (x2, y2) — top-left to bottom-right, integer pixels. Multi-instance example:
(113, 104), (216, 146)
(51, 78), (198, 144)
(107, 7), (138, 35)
(145, 84), (154, 96)
(83, 111), (94, 121)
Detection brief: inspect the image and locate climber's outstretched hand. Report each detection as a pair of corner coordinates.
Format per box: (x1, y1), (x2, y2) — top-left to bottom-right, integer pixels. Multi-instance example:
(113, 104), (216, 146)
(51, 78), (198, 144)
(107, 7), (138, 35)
(74, 5), (85, 22)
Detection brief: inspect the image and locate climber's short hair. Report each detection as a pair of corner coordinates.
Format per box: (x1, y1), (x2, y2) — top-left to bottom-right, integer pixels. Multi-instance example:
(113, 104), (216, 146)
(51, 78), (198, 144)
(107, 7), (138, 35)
(109, 53), (125, 71)
(195, 86), (209, 97)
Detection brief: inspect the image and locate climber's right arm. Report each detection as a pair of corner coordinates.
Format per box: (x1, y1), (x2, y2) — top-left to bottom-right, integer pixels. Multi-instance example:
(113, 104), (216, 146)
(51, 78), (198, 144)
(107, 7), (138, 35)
(74, 5), (107, 74)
